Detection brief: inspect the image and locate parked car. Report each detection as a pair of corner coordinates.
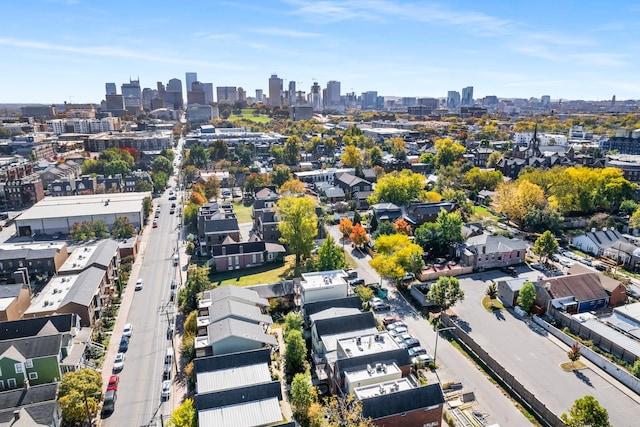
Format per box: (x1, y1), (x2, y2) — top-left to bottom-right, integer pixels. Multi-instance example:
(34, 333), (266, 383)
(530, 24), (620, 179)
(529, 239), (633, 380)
(118, 337), (129, 353)
(102, 390), (117, 415)
(372, 300), (391, 312)
(389, 326), (408, 336)
(580, 258), (593, 266)
(152, 220), (158, 228)
(113, 353), (125, 372)
(401, 273), (416, 282)
(412, 354), (434, 365)
(122, 323), (133, 338)
(530, 263), (545, 271)
(386, 321), (407, 331)
(346, 269), (358, 279)
(551, 254), (560, 262)
(560, 259), (574, 268)
(382, 316), (401, 327)
(348, 278), (365, 287)
(408, 346), (427, 357)
(107, 375), (119, 391)
(135, 279), (143, 291)
(595, 263), (608, 271)
(404, 337), (421, 349)
(161, 380), (171, 400)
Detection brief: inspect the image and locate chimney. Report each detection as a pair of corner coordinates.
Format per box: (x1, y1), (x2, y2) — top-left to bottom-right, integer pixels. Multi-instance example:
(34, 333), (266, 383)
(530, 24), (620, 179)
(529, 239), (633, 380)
(13, 410), (20, 421)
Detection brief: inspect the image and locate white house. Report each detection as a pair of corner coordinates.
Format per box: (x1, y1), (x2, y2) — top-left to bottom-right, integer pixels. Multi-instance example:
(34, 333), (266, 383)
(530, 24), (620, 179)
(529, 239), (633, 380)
(572, 228), (626, 257)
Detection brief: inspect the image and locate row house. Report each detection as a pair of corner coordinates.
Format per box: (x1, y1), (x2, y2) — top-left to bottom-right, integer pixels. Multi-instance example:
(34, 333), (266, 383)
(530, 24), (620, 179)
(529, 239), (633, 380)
(0, 242), (69, 279)
(210, 237), (286, 272)
(0, 160), (35, 183)
(0, 176), (45, 210)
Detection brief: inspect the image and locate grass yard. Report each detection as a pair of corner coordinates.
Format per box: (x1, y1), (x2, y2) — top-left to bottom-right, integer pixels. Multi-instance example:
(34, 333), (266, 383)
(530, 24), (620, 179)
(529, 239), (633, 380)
(481, 296), (505, 311)
(471, 205), (500, 222)
(209, 255), (294, 287)
(232, 201), (253, 224)
(228, 108), (272, 124)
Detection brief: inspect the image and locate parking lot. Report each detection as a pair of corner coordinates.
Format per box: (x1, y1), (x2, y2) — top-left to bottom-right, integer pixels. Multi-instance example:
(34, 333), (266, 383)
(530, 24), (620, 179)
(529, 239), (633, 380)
(452, 270), (640, 426)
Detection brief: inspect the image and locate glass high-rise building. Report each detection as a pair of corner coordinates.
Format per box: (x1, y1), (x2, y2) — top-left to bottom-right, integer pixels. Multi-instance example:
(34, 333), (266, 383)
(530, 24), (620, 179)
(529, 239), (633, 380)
(268, 74), (283, 107)
(461, 86), (474, 107)
(105, 83), (117, 95)
(185, 72), (197, 93)
(326, 81), (341, 107)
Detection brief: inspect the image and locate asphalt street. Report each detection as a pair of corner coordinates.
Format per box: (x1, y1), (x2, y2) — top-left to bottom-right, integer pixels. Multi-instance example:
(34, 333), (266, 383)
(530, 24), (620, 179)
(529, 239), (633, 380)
(327, 224), (532, 426)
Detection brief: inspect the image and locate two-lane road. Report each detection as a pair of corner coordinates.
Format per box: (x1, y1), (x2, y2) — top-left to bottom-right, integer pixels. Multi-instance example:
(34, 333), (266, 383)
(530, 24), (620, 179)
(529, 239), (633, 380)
(103, 178), (182, 426)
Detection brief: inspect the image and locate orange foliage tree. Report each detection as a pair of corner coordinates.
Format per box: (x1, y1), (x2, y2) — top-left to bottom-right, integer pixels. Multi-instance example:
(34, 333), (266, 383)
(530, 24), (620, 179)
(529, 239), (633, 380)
(190, 191), (206, 206)
(394, 218), (412, 235)
(350, 223), (369, 248)
(338, 218), (354, 239)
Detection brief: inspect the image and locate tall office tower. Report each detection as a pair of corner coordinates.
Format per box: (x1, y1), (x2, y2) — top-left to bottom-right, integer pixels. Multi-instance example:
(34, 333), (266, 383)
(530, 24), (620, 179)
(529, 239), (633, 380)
(164, 78), (184, 110)
(188, 81), (206, 105)
(541, 95), (551, 108)
(612, 95), (616, 106)
(461, 86), (474, 107)
(203, 83), (214, 104)
(237, 87), (246, 103)
(216, 86), (238, 104)
(156, 82), (166, 100)
(185, 72), (197, 93)
(105, 94), (125, 112)
(288, 81), (296, 106)
(326, 81), (341, 107)
(296, 91), (306, 105)
(268, 74), (283, 107)
(255, 89), (263, 102)
(402, 97), (416, 107)
(142, 88), (156, 110)
(121, 79), (142, 113)
(105, 83), (117, 95)
(361, 91), (378, 110)
(310, 82), (322, 110)
(447, 91), (461, 110)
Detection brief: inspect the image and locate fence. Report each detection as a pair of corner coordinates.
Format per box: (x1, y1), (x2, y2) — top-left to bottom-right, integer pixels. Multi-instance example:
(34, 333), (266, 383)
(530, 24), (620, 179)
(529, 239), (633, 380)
(440, 313), (565, 427)
(532, 315), (640, 395)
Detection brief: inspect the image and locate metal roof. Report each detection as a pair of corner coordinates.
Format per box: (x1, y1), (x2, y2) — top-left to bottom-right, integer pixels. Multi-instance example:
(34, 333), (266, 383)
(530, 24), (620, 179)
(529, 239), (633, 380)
(196, 363), (271, 394)
(197, 397), (282, 427)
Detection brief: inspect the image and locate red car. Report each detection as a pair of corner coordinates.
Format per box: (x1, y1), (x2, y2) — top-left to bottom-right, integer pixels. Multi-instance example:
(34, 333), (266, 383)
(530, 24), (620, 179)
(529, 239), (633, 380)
(152, 220), (158, 228)
(107, 375), (119, 391)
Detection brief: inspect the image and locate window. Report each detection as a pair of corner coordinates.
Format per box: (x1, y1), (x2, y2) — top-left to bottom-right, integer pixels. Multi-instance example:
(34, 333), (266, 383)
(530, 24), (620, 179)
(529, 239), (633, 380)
(25, 359), (33, 368)
(7, 379), (16, 388)
(28, 372), (38, 380)
(0, 380), (4, 390)
(14, 363), (23, 374)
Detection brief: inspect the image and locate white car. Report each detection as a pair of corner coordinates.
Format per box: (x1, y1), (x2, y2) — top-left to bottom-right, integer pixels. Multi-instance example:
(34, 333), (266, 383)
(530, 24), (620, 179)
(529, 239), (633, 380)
(122, 323), (133, 338)
(135, 279), (143, 291)
(113, 353), (125, 372)
(161, 380), (171, 399)
(390, 326), (408, 336)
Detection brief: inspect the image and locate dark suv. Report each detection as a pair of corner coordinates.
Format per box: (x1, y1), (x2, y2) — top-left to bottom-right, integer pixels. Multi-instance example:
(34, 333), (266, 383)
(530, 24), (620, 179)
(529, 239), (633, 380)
(501, 266), (518, 277)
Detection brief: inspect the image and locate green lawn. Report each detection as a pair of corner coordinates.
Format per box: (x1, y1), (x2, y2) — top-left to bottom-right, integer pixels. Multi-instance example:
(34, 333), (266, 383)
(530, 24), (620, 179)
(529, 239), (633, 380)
(471, 205), (500, 221)
(209, 255), (293, 287)
(232, 201), (253, 224)
(228, 108), (271, 124)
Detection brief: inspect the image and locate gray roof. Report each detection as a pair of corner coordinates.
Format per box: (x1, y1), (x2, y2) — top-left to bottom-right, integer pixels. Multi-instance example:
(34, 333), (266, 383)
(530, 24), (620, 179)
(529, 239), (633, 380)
(0, 314), (77, 341)
(204, 218), (239, 234)
(0, 334), (62, 360)
(314, 312), (376, 338)
(63, 266), (105, 306)
(205, 300), (273, 325)
(324, 187), (345, 198)
(304, 296), (362, 319)
(0, 284), (22, 300)
(583, 229), (625, 249)
(336, 348), (411, 376)
(361, 383), (445, 419)
(0, 383), (59, 427)
(204, 285), (269, 307)
(247, 281), (295, 299)
(464, 234), (528, 254)
(88, 239), (119, 269)
(207, 318), (277, 347)
(194, 348), (271, 373)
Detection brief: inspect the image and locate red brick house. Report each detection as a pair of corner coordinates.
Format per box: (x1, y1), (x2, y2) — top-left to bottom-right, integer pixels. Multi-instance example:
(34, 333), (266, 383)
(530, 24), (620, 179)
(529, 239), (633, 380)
(209, 237), (285, 272)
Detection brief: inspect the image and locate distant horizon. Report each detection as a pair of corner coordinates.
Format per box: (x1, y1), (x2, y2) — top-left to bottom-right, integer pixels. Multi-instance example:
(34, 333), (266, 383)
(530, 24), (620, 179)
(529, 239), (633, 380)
(2, 1), (640, 103)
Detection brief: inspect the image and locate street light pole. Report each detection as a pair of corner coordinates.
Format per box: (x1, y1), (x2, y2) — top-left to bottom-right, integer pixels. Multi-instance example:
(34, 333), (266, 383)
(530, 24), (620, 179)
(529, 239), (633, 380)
(433, 326), (456, 366)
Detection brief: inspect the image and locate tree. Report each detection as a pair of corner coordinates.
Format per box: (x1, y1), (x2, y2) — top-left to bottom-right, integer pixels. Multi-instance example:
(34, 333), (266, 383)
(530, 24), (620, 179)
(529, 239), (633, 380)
(567, 341), (581, 367)
(632, 359), (640, 378)
(353, 211), (361, 225)
(486, 283), (498, 300)
(58, 368), (102, 425)
(414, 221), (444, 256)
(277, 196), (318, 269)
(486, 151), (502, 168)
(630, 207), (640, 230)
(183, 203), (200, 230)
(283, 312), (303, 339)
(209, 139), (229, 161)
(235, 143), (253, 166)
(271, 165), (292, 187)
(244, 173), (271, 193)
(435, 137), (466, 168)
(135, 179), (153, 192)
(182, 165), (200, 183)
(517, 281), (536, 312)
(284, 135), (302, 164)
(462, 167), (503, 192)
(187, 143), (207, 168)
(317, 235), (347, 271)
(178, 265), (211, 314)
(151, 155), (174, 176)
(350, 223), (369, 248)
(341, 145), (362, 168)
(369, 213), (379, 233)
(561, 395), (610, 427)
(152, 170), (169, 192)
(284, 329), (306, 377)
(280, 179), (306, 194)
(369, 170), (426, 206)
(370, 234), (423, 283)
(437, 209), (463, 245)
(427, 276), (465, 311)
(203, 175), (221, 200)
(167, 398), (197, 427)
(290, 372), (316, 422)
(142, 196), (153, 219)
(324, 394), (375, 427)
(390, 136), (406, 160)
(160, 148), (175, 162)
(368, 146), (383, 167)
(522, 206), (563, 234)
(190, 191), (206, 205)
(104, 159), (130, 177)
(532, 230), (559, 264)
(111, 216), (136, 238)
(394, 218), (412, 235)
(619, 199), (639, 216)
(354, 285), (374, 303)
(338, 218), (354, 239)
(373, 220), (396, 239)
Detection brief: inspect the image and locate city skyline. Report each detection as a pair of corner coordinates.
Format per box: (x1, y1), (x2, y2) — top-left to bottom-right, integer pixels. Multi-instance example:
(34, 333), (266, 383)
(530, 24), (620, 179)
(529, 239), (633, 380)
(1, 0), (640, 103)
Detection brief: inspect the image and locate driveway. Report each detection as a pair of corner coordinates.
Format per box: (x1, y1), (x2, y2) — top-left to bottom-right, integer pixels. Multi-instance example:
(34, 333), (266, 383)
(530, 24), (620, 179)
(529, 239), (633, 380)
(453, 272), (640, 426)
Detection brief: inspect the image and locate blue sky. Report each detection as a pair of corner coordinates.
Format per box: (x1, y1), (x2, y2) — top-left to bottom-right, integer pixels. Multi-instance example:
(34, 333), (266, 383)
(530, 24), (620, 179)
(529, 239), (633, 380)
(2, 0), (640, 103)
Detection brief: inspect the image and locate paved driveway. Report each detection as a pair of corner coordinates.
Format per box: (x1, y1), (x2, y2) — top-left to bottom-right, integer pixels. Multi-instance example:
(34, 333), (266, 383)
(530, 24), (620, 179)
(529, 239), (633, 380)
(453, 272), (640, 427)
